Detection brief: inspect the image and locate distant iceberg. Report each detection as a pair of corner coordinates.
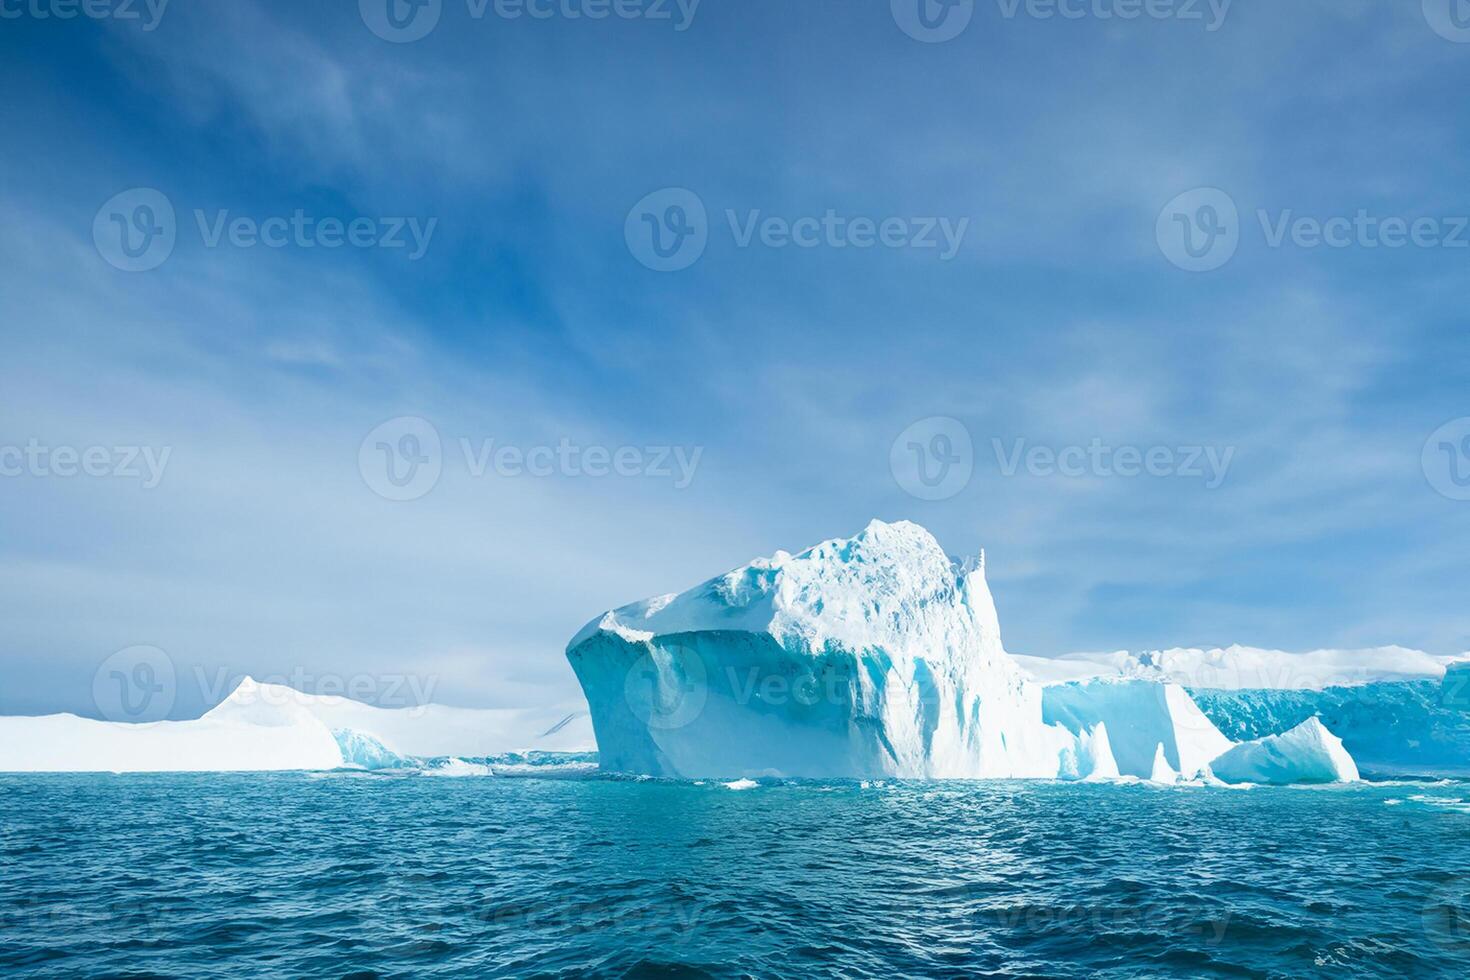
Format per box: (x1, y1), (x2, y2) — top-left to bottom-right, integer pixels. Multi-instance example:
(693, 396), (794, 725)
(565, 519), (1367, 784)
(1018, 647), (1470, 777)
(0, 675), (592, 773)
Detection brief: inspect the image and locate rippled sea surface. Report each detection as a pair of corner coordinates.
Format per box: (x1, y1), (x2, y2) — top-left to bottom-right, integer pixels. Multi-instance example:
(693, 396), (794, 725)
(4, 773), (1470, 978)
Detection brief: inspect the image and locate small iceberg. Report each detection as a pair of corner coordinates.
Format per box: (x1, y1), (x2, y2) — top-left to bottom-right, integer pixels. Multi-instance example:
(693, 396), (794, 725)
(1209, 717), (1360, 785)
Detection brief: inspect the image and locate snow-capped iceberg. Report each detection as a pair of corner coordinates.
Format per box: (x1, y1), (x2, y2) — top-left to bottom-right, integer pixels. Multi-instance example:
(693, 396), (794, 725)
(0, 675), (593, 773)
(1208, 717), (1360, 784)
(567, 520), (1084, 779)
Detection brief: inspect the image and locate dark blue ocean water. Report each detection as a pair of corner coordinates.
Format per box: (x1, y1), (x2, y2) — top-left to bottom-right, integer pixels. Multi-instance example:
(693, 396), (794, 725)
(3, 772), (1470, 978)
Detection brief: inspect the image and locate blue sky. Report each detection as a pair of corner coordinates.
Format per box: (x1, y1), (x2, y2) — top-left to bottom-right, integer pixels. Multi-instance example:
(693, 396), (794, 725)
(2, 0), (1468, 717)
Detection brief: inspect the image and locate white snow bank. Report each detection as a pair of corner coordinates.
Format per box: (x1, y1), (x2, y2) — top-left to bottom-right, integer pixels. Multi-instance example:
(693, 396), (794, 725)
(0, 676), (594, 773)
(0, 681), (343, 773)
(1019, 645), (1461, 691)
(1208, 717), (1360, 785)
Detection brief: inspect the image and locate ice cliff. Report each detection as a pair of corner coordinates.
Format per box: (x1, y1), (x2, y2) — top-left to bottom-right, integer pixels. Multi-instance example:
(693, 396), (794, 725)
(1040, 679), (1233, 779)
(565, 519), (1364, 783)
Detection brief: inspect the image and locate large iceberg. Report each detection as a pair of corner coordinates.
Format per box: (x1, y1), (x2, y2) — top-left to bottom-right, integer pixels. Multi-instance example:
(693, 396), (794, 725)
(565, 519), (1361, 783)
(567, 520), (1072, 778)
(0, 676), (593, 773)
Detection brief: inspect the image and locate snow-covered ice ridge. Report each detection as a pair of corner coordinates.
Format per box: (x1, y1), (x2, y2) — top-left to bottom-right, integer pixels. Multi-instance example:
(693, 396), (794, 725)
(1016, 646), (1470, 777)
(1012, 645), (1463, 690)
(566, 519), (1366, 784)
(0, 677), (593, 774)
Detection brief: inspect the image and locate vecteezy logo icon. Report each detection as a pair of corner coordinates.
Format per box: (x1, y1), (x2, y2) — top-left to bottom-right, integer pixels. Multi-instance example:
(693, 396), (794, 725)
(359, 416), (443, 501)
(891, 0), (974, 43)
(890, 416), (974, 501)
(1424, 0), (1470, 42)
(92, 646), (177, 723)
(1423, 417), (1470, 501)
(622, 643), (708, 730)
(93, 188), (176, 272)
(360, 0), (442, 43)
(1424, 877), (1470, 953)
(1156, 188), (1239, 273)
(624, 188), (708, 272)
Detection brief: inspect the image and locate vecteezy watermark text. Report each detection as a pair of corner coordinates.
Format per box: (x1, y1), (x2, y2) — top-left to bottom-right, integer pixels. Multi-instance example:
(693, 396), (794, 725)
(93, 188), (437, 272)
(192, 666), (439, 711)
(0, 440), (171, 488)
(90, 645), (444, 724)
(993, 437), (1235, 488)
(622, 644), (858, 731)
(625, 188), (971, 271)
(0, 0), (169, 30)
(1157, 187), (1470, 272)
(891, 0), (1231, 43)
(471, 0), (699, 28)
(359, 416), (704, 501)
(995, 0), (1230, 29)
(194, 210), (437, 259)
(994, 899), (1230, 943)
(726, 210), (969, 259)
(889, 417), (1234, 499)
(460, 438), (702, 486)
(359, 0), (700, 43)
